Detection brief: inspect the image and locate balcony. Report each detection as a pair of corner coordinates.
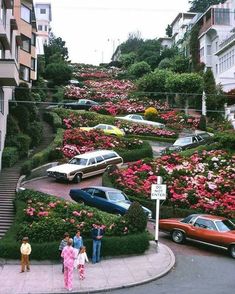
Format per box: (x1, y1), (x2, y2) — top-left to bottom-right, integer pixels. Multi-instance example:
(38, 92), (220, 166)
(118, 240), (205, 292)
(199, 18), (213, 36)
(219, 33), (235, 50)
(0, 59), (19, 86)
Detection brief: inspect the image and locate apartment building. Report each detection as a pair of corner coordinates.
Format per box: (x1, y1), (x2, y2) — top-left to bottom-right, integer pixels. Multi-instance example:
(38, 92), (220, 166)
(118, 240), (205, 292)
(196, 0), (235, 91)
(0, 0), (38, 170)
(35, 2), (51, 55)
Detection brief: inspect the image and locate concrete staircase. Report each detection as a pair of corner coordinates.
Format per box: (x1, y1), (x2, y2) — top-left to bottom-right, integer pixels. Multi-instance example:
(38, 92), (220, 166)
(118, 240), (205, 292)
(0, 165), (21, 239)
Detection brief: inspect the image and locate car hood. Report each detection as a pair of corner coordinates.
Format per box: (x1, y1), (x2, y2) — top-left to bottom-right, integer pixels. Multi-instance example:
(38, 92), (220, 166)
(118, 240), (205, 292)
(114, 201), (151, 215)
(47, 164), (84, 174)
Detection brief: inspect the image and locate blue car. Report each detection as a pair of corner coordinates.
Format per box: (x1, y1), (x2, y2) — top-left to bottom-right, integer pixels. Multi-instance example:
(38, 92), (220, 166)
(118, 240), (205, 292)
(70, 186), (152, 219)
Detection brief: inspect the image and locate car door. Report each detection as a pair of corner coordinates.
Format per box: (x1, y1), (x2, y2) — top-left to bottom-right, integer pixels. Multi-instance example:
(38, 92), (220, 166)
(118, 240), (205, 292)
(94, 156), (106, 174)
(92, 188), (110, 212)
(189, 217), (219, 244)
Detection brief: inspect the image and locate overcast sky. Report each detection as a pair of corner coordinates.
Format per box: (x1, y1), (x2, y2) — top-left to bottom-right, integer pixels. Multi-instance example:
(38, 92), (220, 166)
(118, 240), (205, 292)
(46, 0), (190, 65)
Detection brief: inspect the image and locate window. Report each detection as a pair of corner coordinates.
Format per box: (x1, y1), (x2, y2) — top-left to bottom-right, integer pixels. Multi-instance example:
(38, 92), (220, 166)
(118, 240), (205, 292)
(93, 189), (106, 199)
(31, 33), (36, 46)
(44, 25), (48, 31)
(31, 57), (36, 71)
(40, 8), (46, 14)
(88, 158), (96, 165)
(0, 0), (6, 27)
(15, 43), (19, 62)
(194, 218), (217, 230)
(21, 5), (31, 23)
(214, 8), (230, 25)
(19, 65), (30, 82)
(95, 156), (104, 163)
(21, 34), (31, 53)
(0, 41), (5, 59)
(0, 88), (4, 114)
(38, 25), (43, 31)
(207, 45), (211, 55)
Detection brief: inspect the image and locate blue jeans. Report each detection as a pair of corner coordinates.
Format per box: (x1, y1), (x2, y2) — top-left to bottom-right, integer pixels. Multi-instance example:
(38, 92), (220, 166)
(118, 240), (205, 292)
(92, 240), (101, 263)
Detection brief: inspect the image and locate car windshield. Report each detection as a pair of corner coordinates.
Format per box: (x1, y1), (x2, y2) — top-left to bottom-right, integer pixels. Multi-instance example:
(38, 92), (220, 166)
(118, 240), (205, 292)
(69, 158), (88, 165)
(173, 137), (192, 146)
(108, 191), (128, 201)
(181, 214), (198, 224)
(215, 219), (235, 232)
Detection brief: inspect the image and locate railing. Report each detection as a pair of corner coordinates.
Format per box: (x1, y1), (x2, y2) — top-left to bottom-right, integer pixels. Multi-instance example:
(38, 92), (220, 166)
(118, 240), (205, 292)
(219, 33), (235, 49)
(199, 19), (213, 36)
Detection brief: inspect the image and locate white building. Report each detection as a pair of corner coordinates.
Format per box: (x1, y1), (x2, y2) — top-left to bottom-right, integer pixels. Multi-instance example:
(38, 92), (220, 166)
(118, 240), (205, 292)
(196, 0), (235, 91)
(158, 37), (173, 50)
(35, 2), (52, 54)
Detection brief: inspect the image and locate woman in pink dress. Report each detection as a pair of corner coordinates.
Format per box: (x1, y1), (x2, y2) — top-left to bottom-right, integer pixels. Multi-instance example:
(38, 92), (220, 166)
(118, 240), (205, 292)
(61, 238), (76, 291)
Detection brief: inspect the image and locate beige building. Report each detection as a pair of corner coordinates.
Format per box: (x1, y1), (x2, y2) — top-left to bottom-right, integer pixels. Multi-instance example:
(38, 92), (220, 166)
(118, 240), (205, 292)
(0, 0), (38, 170)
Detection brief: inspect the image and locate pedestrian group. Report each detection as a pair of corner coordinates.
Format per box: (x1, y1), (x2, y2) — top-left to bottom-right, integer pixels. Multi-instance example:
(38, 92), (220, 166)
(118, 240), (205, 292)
(20, 223), (105, 292)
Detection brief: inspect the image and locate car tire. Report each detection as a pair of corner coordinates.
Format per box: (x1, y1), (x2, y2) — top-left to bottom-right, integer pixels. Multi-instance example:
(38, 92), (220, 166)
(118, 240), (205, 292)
(229, 245), (235, 258)
(74, 174), (82, 183)
(171, 230), (185, 244)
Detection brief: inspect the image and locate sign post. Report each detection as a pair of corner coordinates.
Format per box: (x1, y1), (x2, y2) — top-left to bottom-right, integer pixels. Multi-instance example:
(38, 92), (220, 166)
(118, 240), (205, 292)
(151, 176), (167, 247)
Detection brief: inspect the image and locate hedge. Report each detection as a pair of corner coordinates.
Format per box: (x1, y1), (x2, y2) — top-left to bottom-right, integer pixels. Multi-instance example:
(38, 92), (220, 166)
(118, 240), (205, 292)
(2, 147), (19, 168)
(126, 134), (176, 142)
(0, 198), (149, 260)
(21, 128), (63, 176)
(117, 140), (153, 162)
(43, 111), (62, 132)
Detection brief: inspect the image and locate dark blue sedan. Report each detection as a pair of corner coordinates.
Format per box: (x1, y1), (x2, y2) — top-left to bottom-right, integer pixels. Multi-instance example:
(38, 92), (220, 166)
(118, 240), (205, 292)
(70, 186), (152, 218)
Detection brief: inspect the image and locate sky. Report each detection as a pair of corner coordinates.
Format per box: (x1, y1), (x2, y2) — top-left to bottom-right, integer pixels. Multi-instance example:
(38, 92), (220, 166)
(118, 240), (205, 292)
(46, 0), (190, 65)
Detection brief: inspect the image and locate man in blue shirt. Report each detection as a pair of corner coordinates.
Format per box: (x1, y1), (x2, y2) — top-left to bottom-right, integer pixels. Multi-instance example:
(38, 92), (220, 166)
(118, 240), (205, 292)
(91, 223), (105, 263)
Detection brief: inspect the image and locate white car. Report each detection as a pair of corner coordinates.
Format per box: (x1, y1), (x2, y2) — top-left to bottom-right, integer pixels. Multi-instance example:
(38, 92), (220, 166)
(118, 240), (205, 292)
(116, 114), (165, 128)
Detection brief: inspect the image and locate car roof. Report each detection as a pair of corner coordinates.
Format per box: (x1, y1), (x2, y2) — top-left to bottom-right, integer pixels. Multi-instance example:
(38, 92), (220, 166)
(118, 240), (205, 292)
(83, 186), (122, 192)
(194, 214), (226, 221)
(74, 150), (118, 159)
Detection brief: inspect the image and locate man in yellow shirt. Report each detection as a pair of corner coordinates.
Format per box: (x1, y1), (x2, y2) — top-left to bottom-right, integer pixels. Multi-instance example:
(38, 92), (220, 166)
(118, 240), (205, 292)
(20, 236), (32, 273)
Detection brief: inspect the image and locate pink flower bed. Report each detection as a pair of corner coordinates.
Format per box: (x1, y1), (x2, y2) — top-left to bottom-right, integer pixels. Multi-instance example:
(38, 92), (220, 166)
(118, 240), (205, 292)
(110, 150), (235, 217)
(61, 128), (143, 158)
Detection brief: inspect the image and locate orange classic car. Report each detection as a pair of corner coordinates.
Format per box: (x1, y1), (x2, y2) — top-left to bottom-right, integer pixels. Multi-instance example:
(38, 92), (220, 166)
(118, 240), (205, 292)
(159, 214), (235, 258)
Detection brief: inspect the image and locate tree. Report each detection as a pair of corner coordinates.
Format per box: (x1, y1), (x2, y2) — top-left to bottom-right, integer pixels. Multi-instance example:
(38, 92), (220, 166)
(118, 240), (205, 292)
(120, 52), (137, 68)
(137, 69), (173, 99)
(45, 62), (73, 86)
(128, 61), (151, 79)
(165, 24), (172, 37)
(125, 201), (147, 233)
(120, 31), (143, 54)
(44, 33), (69, 64)
(189, 0), (226, 13)
(166, 72), (203, 114)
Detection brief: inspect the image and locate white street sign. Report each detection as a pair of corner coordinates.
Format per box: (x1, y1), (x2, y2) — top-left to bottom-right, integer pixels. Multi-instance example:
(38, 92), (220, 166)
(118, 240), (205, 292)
(151, 184), (167, 200)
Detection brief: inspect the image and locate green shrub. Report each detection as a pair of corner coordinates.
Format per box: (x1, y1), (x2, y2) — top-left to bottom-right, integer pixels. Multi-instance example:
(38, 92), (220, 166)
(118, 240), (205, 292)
(125, 202), (147, 233)
(43, 111), (62, 131)
(6, 114), (20, 136)
(45, 63), (72, 86)
(27, 121), (43, 147)
(117, 140), (153, 162)
(215, 131), (235, 150)
(2, 147), (19, 168)
(128, 61), (151, 79)
(11, 105), (30, 132)
(5, 133), (31, 158)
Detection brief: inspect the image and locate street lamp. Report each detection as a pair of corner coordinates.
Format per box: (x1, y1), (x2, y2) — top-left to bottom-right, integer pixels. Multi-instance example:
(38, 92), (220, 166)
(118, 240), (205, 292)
(107, 38), (120, 55)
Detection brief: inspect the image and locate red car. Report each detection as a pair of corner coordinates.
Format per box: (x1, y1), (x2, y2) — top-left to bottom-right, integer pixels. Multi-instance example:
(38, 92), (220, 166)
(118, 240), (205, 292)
(159, 214), (235, 258)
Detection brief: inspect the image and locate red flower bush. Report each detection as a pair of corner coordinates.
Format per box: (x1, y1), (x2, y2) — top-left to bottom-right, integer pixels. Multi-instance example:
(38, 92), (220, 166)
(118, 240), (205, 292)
(110, 150), (235, 217)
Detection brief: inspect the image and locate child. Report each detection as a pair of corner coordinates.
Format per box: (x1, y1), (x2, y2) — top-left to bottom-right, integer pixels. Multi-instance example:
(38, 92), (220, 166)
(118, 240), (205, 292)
(59, 232), (70, 273)
(77, 246), (89, 280)
(61, 238), (76, 291)
(20, 236), (31, 273)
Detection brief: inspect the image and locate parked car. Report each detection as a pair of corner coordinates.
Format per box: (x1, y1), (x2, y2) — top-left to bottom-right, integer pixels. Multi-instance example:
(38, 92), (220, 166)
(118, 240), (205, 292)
(46, 150), (123, 183)
(80, 124), (125, 137)
(116, 114), (165, 128)
(162, 133), (213, 153)
(63, 99), (99, 110)
(159, 214), (235, 258)
(70, 186), (152, 219)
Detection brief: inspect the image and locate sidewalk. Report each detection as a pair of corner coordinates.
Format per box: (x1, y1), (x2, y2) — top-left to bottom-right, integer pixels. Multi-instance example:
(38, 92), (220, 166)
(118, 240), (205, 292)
(0, 241), (175, 294)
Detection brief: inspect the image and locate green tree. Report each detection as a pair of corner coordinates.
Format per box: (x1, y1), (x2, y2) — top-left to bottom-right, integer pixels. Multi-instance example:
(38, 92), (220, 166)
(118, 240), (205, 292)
(189, 0), (226, 12)
(128, 61), (151, 79)
(120, 31), (143, 54)
(120, 52), (137, 68)
(170, 56), (190, 73)
(45, 63), (72, 86)
(125, 201), (147, 233)
(44, 33), (69, 64)
(165, 24), (173, 37)
(137, 69), (173, 99)
(166, 72), (203, 114)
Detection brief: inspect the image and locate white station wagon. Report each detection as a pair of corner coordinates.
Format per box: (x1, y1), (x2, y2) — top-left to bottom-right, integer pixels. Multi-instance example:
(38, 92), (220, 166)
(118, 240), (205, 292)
(47, 150), (123, 183)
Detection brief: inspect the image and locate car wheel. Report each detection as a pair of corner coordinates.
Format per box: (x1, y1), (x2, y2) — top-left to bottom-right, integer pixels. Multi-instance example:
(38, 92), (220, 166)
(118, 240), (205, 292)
(171, 230), (185, 244)
(229, 245), (235, 258)
(74, 174), (82, 183)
